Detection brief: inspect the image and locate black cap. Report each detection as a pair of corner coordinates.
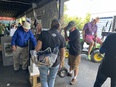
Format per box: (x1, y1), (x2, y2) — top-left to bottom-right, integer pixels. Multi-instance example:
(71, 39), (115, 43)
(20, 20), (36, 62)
(66, 21), (76, 31)
(51, 19), (60, 28)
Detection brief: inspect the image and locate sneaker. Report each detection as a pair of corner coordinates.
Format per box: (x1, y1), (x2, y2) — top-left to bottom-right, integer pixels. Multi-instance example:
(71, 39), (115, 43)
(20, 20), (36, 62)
(14, 69), (20, 73)
(22, 68), (27, 70)
(70, 78), (77, 85)
(87, 55), (91, 60)
(22, 68), (28, 73)
(67, 72), (73, 77)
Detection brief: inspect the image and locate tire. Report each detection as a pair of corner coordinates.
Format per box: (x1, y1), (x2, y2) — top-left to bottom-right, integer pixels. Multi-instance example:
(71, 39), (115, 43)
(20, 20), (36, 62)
(58, 67), (68, 78)
(91, 50), (103, 63)
(65, 49), (69, 58)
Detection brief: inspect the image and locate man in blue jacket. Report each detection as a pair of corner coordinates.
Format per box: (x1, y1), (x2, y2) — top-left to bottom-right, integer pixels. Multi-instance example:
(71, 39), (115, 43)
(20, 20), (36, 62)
(11, 21), (36, 72)
(94, 33), (116, 87)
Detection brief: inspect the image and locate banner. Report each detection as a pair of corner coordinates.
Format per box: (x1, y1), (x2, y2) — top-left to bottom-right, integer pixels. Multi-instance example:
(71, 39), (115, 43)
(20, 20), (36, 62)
(0, 17), (15, 20)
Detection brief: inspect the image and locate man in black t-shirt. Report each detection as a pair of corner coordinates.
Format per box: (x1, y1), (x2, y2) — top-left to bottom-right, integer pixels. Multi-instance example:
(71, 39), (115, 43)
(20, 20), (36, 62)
(94, 33), (116, 87)
(35, 19), (65, 87)
(64, 21), (81, 85)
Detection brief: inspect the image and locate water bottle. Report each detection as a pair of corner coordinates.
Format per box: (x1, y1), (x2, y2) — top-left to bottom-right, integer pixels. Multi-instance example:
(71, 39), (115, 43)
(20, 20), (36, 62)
(48, 47), (59, 67)
(30, 50), (38, 63)
(53, 46), (59, 55)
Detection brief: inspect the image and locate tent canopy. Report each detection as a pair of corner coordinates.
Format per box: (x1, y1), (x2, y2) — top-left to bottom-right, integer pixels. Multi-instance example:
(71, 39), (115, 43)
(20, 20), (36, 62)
(0, 0), (53, 18)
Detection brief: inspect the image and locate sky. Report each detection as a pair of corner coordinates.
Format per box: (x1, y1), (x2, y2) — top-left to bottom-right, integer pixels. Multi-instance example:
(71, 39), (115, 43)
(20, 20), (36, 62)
(65, 0), (116, 18)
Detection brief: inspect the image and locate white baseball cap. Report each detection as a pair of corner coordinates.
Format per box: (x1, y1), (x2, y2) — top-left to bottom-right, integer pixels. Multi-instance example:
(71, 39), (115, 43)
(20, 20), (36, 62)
(23, 21), (31, 30)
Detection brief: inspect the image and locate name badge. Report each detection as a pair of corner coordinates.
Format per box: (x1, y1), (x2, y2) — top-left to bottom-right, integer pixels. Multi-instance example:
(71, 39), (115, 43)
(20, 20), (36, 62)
(92, 32), (94, 35)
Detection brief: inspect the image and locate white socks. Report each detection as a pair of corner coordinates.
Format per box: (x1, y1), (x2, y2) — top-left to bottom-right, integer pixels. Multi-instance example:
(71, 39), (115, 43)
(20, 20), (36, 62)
(69, 70), (73, 74)
(69, 70), (77, 79)
(74, 76), (77, 79)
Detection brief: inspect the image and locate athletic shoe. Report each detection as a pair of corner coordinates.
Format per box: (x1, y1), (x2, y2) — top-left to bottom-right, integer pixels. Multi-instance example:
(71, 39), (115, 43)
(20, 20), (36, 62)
(67, 72), (73, 77)
(70, 78), (77, 85)
(87, 55), (91, 60)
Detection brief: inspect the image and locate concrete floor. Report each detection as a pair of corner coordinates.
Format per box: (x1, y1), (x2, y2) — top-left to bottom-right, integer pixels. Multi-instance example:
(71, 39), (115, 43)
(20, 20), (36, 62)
(0, 54), (110, 87)
(55, 55), (110, 87)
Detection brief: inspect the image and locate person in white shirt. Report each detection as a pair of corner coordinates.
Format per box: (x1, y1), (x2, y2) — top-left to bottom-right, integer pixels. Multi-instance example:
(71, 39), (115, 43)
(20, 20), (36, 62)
(10, 25), (17, 36)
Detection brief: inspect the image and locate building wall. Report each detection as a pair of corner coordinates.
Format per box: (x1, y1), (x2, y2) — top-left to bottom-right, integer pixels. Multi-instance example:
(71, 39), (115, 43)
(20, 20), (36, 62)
(26, 0), (58, 29)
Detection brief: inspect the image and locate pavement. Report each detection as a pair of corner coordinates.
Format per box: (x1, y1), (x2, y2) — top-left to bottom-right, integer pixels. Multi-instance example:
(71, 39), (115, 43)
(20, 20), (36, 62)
(0, 62), (31, 87)
(0, 54), (110, 87)
(55, 54), (110, 87)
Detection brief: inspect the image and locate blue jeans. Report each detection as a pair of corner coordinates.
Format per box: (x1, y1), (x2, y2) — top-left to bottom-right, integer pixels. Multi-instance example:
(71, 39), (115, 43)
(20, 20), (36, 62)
(94, 67), (116, 87)
(39, 65), (59, 87)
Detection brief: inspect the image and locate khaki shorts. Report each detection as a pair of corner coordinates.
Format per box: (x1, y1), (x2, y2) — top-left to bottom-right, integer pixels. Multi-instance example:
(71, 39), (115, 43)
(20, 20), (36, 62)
(68, 54), (81, 70)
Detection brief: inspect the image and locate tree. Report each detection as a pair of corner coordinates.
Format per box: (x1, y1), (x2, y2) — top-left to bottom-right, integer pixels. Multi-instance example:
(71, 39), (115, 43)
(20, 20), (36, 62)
(62, 5), (91, 30)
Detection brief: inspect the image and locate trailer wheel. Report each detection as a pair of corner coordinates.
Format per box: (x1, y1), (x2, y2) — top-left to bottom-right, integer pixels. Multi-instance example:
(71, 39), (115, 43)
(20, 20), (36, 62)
(58, 67), (68, 78)
(91, 50), (103, 63)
